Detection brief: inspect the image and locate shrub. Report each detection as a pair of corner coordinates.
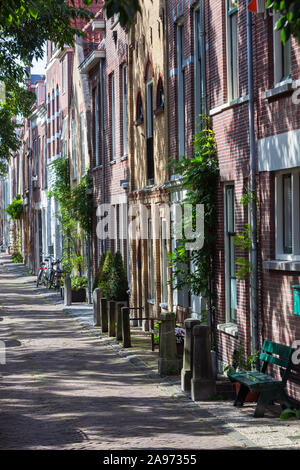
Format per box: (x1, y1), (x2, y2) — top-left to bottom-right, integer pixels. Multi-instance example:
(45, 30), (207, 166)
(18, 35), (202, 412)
(110, 251), (128, 301)
(92, 252), (106, 291)
(11, 251), (23, 263)
(99, 251), (128, 301)
(71, 276), (88, 291)
(99, 251), (115, 299)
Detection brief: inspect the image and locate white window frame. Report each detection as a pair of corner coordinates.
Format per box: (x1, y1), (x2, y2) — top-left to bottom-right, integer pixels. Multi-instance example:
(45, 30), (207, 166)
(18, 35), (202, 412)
(72, 119), (77, 179)
(122, 64), (128, 157)
(273, 13), (291, 86)
(148, 218), (154, 301)
(111, 73), (116, 162)
(80, 113), (85, 176)
(224, 184), (237, 324)
(226, 0), (239, 101)
(94, 86), (99, 167)
(177, 21), (185, 157)
(194, 1), (205, 129)
(275, 170), (300, 260)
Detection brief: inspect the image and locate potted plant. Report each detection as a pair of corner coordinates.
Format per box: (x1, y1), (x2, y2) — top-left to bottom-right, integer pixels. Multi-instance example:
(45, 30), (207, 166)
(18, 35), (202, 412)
(224, 347), (260, 402)
(71, 276), (88, 302)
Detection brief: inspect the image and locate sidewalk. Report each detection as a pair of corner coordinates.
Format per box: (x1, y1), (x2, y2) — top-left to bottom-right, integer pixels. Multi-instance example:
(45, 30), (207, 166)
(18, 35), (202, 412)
(1, 254), (300, 450)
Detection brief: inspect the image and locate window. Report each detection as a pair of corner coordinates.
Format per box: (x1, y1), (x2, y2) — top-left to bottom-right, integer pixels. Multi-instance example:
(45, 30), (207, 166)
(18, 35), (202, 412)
(275, 170), (300, 259)
(80, 113), (85, 176)
(225, 185), (237, 323)
(194, 2), (205, 128)
(93, 86), (99, 167)
(156, 76), (164, 111)
(110, 73), (116, 161)
(161, 219), (168, 304)
(273, 13), (291, 85)
(62, 58), (66, 94)
(226, 0), (239, 101)
(136, 91), (143, 123)
(177, 23), (185, 156)
(121, 65), (128, 157)
(72, 119), (77, 179)
(146, 80), (154, 184)
(148, 219), (154, 300)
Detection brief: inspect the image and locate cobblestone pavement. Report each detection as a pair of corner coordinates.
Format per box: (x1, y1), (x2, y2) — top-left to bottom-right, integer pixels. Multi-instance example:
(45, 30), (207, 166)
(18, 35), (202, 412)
(0, 260), (248, 450)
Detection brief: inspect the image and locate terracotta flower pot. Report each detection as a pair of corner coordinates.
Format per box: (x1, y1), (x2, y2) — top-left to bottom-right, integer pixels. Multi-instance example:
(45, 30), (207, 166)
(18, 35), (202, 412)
(235, 382), (259, 402)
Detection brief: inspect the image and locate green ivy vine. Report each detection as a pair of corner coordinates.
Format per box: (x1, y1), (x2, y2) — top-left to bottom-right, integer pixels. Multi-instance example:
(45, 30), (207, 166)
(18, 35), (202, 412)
(168, 117), (219, 333)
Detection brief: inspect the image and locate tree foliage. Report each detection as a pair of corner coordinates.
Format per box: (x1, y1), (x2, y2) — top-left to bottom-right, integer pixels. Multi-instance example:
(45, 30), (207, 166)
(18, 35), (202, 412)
(267, 0), (300, 44)
(5, 194), (23, 220)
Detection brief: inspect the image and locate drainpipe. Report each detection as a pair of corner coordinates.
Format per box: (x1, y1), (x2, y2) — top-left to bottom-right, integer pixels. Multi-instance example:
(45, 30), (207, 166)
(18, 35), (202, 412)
(247, 4), (258, 354)
(99, 58), (106, 253)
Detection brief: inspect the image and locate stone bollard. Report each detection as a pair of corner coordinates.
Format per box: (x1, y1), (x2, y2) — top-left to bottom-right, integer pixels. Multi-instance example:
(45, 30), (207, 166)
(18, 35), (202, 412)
(121, 307), (131, 348)
(100, 298), (108, 333)
(191, 325), (216, 401)
(158, 312), (179, 376)
(93, 288), (101, 326)
(116, 302), (127, 341)
(64, 275), (72, 306)
(108, 301), (116, 337)
(181, 318), (201, 393)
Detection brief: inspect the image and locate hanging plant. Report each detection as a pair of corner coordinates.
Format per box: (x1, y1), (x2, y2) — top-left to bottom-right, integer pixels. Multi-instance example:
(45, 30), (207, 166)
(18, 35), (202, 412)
(5, 194), (23, 220)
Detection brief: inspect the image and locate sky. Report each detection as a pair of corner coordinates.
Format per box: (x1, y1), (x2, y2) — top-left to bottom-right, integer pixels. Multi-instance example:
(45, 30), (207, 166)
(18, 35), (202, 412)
(30, 44), (47, 75)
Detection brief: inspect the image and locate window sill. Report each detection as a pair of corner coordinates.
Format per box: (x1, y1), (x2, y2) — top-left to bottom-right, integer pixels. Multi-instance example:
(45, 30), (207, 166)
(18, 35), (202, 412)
(209, 95), (249, 116)
(263, 259), (300, 272)
(159, 302), (168, 310)
(92, 165), (103, 172)
(120, 154), (128, 162)
(217, 322), (238, 338)
(110, 160), (116, 166)
(147, 298), (155, 305)
(262, 79), (293, 100)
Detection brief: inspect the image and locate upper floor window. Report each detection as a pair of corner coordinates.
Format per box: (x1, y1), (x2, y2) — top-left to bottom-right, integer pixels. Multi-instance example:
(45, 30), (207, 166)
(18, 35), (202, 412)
(72, 119), (77, 179)
(194, 2), (205, 128)
(110, 73), (116, 162)
(136, 91), (143, 124)
(121, 64), (128, 156)
(275, 170), (300, 260)
(177, 22), (185, 157)
(273, 13), (291, 85)
(156, 76), (164, 111)
(226, 0), (239, 101)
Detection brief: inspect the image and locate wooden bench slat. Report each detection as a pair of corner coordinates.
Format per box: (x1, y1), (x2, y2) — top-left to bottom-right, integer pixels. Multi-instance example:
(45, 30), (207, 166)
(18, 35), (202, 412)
(262, 340), (293, 360)
(259, 352), (290, 369)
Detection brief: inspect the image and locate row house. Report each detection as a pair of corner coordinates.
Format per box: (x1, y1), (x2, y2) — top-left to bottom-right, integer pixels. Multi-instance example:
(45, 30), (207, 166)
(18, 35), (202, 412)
(78, 8), (130, 281)
(164, 0), (300, 401)
(127, 0), (171, 328)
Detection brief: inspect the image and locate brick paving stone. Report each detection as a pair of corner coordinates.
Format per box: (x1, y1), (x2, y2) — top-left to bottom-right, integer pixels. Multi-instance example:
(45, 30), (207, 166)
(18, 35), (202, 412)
(0, 259), (246, 450)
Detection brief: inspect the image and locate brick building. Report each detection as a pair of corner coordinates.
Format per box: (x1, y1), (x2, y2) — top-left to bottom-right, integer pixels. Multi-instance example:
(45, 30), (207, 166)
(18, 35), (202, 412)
(127, 0), (171, 327)
(79, 7), (130, 281)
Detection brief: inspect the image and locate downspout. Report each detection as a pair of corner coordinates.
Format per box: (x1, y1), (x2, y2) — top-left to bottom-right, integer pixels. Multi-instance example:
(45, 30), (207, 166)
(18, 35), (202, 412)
(247, 4), (258, 354)
(99, 57), (105, 253)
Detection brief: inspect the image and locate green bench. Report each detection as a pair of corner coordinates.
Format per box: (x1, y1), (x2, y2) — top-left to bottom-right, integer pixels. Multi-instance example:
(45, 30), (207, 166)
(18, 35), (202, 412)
(228, 340), (293, 417)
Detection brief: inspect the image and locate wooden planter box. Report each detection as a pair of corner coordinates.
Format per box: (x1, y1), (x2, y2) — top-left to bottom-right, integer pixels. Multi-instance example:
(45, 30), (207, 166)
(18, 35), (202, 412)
(71, 288), (86, 303)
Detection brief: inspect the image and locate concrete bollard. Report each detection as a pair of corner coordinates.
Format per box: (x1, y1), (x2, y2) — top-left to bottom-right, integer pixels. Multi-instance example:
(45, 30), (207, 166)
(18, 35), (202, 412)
(121, 307), (131, 348)
(100, 298), (108, 333)
(116, 302), (127, 341)
(108, 300), (116, 337)
(93, 288), (101, 326)
(191, 325), (216, 401)
(158, 312), (179, 376)
(64, 275), (72, 306)
(181, 318), (201, 393)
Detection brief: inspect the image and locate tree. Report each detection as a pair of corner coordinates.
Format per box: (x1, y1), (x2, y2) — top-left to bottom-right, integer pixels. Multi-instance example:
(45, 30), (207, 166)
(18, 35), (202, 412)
(0, 0), (141, 175)
(266, 1), (300, 44)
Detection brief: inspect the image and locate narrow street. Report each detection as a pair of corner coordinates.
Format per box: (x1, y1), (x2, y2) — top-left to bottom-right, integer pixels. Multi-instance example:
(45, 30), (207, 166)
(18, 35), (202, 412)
(0, 261), (244, 450)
